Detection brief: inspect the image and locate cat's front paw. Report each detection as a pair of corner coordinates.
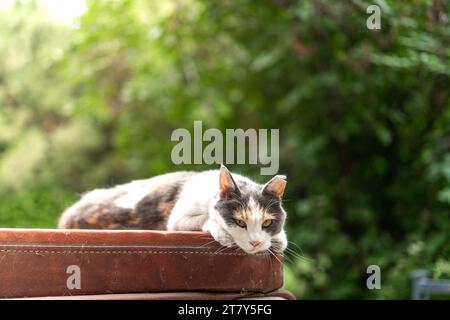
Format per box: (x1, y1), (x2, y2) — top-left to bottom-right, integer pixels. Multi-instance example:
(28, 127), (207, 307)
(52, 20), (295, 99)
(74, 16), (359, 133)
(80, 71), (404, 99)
(203, 221), (234, 248)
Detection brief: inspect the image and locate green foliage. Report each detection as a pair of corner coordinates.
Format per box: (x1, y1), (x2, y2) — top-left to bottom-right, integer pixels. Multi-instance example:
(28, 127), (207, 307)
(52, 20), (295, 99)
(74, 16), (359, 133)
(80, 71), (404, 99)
(0, 0), (449, 298)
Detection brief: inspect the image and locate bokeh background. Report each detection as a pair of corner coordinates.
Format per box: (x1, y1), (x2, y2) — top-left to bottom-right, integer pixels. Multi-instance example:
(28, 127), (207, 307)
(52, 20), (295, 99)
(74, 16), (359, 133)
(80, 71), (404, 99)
(1, 0), (449, 299)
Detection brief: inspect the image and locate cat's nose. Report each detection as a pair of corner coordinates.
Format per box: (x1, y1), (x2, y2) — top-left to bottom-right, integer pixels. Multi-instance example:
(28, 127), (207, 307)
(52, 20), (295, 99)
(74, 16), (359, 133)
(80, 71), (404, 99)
(249, 240), (261, 248)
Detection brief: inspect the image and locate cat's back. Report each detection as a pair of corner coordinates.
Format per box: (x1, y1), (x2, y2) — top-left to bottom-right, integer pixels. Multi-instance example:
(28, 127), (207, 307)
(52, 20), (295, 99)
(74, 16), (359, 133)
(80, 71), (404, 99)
(173, 169), (259, 208)
(58, 171), (197, 230)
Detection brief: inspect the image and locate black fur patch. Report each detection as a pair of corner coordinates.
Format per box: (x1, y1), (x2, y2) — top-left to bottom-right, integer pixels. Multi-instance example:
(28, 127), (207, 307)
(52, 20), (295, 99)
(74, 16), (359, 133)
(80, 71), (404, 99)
(71, 203), (137, 230)
(254, 193), (285, 235)
(134, 181), (184, 230)
(214, 196), (249, 227)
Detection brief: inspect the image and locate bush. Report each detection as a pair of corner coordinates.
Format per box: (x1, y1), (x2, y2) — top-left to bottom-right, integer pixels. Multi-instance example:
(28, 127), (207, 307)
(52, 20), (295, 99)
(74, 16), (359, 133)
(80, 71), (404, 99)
(1, 0), (449, 298)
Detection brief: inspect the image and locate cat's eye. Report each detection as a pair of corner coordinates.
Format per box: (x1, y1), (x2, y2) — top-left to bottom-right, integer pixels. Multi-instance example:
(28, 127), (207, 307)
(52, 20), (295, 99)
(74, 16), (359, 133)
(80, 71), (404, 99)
(262, 219), (273, 228)
(234, 219), (247, 228)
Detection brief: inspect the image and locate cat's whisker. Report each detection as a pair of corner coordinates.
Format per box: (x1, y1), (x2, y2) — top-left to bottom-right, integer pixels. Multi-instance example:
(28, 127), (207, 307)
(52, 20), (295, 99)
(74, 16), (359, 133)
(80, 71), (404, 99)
(268, 241), (303, 263)
(214, 244), (234, 255)
(268, 251), (274, 269)
(271, 247), (291, 263)
(282, 255), (293, 264)
(282, 245), (313, 263)
(213, 245), (225, 254)
(287, 242), (313, 262)
(268, 248), (283, 265)
(287, 240), (306, 256)
(198, 240), (219, 248)
(279, 250), (295, 263)
(262, 250), (273, 270)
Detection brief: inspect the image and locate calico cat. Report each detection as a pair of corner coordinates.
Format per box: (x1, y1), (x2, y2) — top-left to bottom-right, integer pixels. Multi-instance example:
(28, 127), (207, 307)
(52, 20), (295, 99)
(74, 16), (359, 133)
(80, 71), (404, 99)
(58, 165), (288, 254)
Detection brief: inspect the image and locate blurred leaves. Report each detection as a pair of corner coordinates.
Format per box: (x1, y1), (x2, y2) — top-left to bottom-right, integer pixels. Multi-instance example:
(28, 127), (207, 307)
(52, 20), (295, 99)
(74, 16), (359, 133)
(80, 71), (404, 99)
(1, 0), (450, 299)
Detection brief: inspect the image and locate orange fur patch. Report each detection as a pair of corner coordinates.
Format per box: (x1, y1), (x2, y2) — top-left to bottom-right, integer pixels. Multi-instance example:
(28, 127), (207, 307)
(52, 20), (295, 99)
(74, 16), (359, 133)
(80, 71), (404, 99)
(87, 212), (101, 226)
(233, 207), (275, 222)
(158, 201), (175, 217)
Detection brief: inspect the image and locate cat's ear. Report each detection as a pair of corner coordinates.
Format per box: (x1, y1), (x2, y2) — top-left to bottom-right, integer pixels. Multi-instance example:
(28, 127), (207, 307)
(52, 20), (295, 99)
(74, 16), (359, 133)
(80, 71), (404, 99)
(219, 164), (240, 199)
(262, 175), (286, 199)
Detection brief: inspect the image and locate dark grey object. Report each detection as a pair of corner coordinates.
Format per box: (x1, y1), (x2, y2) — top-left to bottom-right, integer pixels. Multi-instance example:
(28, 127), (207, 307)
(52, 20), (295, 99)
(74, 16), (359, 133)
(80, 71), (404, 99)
(411, 269), (450, 300)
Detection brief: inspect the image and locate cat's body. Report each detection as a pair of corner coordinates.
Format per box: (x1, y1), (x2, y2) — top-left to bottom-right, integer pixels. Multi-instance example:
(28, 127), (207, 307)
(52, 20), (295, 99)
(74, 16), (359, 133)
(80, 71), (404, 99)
(58, 165), (288, 254)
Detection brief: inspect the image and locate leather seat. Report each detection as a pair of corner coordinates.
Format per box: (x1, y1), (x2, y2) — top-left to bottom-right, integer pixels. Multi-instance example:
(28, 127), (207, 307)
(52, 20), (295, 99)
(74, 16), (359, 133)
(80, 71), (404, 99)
(0, 228), (293, 299)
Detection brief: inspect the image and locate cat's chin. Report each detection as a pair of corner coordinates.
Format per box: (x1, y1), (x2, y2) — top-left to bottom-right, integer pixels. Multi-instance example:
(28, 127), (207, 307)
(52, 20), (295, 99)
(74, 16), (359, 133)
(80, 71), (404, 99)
(244, 248), (266, 254)
(238, 244), (271, 255)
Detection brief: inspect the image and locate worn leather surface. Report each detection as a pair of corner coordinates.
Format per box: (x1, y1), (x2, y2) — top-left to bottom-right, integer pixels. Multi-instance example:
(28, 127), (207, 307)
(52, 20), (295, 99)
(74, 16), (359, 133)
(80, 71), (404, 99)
(0, 228), (284, 299)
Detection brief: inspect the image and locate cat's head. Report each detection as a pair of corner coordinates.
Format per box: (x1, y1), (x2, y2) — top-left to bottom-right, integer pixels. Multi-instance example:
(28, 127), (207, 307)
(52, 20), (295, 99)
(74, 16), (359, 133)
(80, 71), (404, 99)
(211, 165), (287, 254)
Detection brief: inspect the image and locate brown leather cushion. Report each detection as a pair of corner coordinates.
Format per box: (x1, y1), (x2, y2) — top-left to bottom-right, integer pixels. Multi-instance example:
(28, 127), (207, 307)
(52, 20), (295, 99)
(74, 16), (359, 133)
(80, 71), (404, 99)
(0, 228), (284, 299)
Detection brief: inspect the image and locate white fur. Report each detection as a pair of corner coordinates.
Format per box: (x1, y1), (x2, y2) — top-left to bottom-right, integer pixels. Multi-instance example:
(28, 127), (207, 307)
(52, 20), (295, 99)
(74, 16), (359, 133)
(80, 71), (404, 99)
(113, 177), (166, 209)
(167, 170), (287, 254)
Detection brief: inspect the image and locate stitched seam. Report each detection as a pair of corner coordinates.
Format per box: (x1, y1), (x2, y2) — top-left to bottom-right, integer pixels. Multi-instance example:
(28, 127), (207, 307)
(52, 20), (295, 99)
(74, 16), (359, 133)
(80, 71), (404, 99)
(0, 249), (257, 256)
